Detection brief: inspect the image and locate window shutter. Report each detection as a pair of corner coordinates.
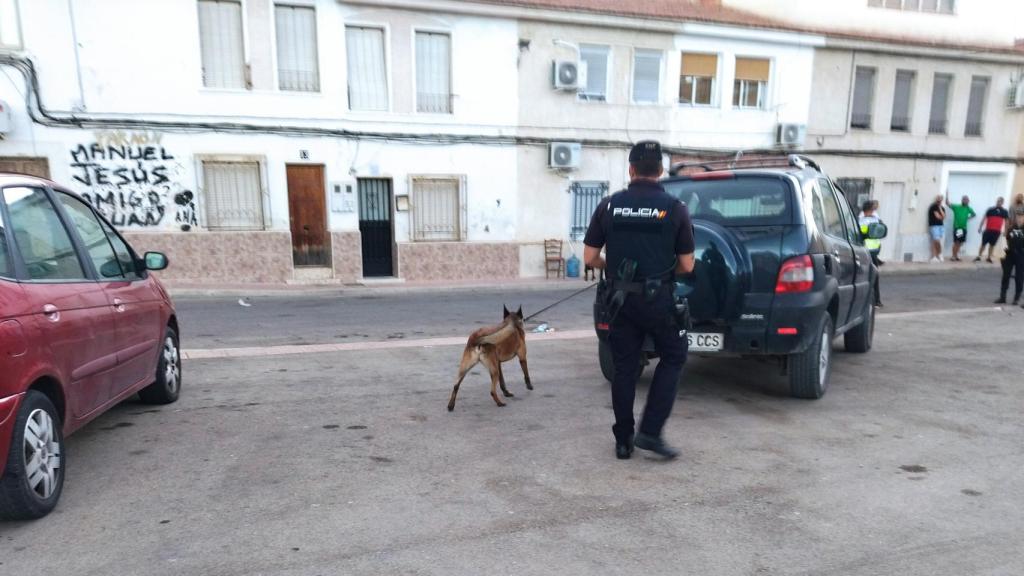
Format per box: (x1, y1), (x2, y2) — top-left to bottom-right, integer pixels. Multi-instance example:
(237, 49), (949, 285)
(275, 5), (319, 92)
(415, 31), (452, 113)
(412, 178), (460, 241)
(632, 49), (661, 104)
(851, 67), (875, 128)
(203, 161), (264, 230)
(0, 0), (21, 48)
(735, 57), (770, 82)
(929, 73), (952, 133)
(965, 76), (989, 136)
(198, 0), (246, 89)
(891, 70), (914, 131)
(580, 45), (609, 100)
(681, 53), (717, 78)
(346, 26), (389, 111)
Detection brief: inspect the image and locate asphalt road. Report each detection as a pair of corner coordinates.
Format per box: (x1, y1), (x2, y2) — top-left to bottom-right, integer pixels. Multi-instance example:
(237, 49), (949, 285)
(173, 268), (1006, 350)
(2, 269), (1022, 575)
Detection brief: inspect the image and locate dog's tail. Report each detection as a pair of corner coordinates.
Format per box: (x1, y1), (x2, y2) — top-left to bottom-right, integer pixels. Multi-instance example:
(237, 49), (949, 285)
(473, 322), (516, 347)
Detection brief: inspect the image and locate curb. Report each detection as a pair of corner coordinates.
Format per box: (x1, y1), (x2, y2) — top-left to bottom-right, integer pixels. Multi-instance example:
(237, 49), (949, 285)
(167, 279), (599, 298)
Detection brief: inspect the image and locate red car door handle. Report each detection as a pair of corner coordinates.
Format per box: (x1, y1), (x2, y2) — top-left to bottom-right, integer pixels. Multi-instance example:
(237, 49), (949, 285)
(42, 304), (60, 322)
(112, 298), (126, 312)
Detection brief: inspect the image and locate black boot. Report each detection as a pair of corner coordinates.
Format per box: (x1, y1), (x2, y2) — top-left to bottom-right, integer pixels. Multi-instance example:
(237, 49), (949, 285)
(634, 433), (679, 460)
(616, 436), (634, 460)
(995, 296), (1007, 304)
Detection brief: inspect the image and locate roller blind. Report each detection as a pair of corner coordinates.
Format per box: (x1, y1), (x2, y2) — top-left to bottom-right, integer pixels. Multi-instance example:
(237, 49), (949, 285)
(929, 73), (952, 134)
(735, 57), (770, 81)
(275, 5), (319, 92)
(203, 161), (265, 230)
(965, 76), (989, 136)
(415, 31), (452, 113)
(346, 26), (389, 111)
(632, 49), (661, 104)
(851, 67), (875, 129)
(198, 0), (247, 89)
(580, 44), (609, 100)
(891, 70), (915, 131)
(681, 53), (717, 77)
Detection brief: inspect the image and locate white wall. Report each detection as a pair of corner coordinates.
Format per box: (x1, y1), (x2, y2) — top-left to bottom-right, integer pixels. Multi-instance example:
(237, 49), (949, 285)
(724, 0), (1024, 49)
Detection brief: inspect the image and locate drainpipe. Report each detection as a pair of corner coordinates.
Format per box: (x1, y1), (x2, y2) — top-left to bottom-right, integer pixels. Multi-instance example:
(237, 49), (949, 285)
(67, 0), (86, 111)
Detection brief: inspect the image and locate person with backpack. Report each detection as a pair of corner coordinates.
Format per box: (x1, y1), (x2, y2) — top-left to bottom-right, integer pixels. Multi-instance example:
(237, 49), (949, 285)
(995, 206), (1024, 306)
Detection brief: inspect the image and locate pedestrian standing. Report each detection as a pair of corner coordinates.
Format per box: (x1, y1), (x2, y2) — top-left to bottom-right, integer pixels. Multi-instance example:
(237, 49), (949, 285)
(995, 207), (1024, 306)
(583, 141), (695, 460)
(928, 195), (946, 263)
(946, 193), (976, 262)
(975, 197), (1009, 263)
(858, 200), (883, 307)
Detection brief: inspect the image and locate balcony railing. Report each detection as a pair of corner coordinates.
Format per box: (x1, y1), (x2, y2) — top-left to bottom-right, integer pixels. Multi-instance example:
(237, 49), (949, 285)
(417, 92), (453, 114)
(964, 121), (983, 137)
(890, 116), (910, 132)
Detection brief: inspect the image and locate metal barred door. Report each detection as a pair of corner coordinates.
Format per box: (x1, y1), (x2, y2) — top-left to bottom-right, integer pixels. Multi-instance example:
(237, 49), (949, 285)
(358, 178), (394, 277)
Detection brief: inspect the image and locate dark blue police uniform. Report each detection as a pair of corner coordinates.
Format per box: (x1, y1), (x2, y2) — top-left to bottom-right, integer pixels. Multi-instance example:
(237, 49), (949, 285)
(583, 141), (695, 458)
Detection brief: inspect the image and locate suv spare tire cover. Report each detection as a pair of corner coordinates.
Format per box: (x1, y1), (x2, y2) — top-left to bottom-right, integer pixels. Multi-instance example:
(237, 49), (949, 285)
(674, 219), (751, 323)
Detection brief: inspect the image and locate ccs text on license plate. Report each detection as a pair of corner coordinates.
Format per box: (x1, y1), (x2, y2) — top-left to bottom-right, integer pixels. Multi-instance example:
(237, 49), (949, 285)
(687, 332), (724, 352)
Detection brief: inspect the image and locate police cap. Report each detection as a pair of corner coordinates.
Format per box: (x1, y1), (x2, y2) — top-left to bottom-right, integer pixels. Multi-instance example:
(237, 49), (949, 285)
(628, 140), (662, 164)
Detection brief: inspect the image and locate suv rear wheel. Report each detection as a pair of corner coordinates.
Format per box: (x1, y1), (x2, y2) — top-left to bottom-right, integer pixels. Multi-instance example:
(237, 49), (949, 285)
(788, 314), (833, 399)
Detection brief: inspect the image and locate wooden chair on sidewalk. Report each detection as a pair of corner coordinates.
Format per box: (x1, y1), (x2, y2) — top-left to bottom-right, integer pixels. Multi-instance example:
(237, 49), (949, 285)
(544, 239), (565, 279)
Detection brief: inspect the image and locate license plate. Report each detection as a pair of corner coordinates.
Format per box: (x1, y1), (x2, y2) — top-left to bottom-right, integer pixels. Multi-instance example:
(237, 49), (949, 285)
(687, 332), (724, 352)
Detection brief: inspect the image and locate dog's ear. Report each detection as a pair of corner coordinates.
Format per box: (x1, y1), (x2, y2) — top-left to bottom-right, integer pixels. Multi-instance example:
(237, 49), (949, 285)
(516, 306), (523, 319)
(503, 305), (510, 318)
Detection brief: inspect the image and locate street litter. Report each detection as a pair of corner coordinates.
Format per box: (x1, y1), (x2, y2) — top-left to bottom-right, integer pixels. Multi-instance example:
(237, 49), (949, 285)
(238, 298), (252, 307)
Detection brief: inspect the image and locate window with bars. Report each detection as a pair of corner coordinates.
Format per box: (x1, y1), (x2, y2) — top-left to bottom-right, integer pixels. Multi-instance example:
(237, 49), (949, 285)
(834, 178), (873, 215)
(202, 161), (265, 231)
(275, 4), (319, 92)
(850, 66), (876, 129)
(415, 31), (452, 114)
(868, 0), (955, 13)
(579, 44), (610, 102)
(891, 70), (915, 132)
(733, 57), (769, 109)
(411, 177), (465, 241)
(346, 25), (389, 111)
(0, 0), (21, 49)
(929, 73), (952, 134)
(679, 53), (717, 106)
(964, 76), (989, 137)
(197, 0), (248, 89)
(570, 181), (608, 240)
(632, 49), (661, 104)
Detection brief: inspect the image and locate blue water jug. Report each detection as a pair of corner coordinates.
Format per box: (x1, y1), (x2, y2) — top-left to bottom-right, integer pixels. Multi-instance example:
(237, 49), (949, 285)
(566, 254), (580, 278)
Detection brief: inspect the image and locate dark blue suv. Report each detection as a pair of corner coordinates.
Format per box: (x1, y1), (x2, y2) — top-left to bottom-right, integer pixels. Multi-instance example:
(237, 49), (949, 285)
(595, 155), (881, 399)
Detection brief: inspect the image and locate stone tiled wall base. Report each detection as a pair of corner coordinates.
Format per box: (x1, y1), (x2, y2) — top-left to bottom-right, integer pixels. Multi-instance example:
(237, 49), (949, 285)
(397, 242), (519, 281)
(332, 231), (363, 283)
(122, 231), (293, 283)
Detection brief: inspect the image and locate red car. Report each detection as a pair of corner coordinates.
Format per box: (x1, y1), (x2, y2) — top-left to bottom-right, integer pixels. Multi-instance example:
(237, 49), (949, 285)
(0, 174), (180, 520)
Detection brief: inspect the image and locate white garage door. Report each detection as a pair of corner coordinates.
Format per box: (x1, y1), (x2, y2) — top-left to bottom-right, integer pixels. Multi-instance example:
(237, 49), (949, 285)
(946, 172), (1006, 257)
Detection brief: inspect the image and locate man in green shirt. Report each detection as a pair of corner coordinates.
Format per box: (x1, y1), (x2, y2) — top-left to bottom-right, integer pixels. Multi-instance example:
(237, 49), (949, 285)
(946, 193), (976, 262)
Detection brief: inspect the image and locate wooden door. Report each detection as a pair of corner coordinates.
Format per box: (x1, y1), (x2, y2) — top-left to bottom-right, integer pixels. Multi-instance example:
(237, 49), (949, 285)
(286, 164), (330, 267)
(358, 178), (394, 277)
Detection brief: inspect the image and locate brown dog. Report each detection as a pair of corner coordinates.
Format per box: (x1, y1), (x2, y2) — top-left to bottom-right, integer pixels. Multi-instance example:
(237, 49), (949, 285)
(447, 306), (533, 411)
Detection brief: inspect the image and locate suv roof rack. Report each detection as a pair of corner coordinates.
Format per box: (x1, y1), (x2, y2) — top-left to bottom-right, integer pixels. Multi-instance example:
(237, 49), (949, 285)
(669, 154), (821, 177)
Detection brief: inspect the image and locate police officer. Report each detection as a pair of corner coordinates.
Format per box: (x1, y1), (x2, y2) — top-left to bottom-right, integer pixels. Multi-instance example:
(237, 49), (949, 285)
(858, 200), (883, 307)
(583, 141), (695, 460)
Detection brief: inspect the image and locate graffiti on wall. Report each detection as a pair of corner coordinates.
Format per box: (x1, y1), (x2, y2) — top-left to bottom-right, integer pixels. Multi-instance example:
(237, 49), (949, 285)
(69, 130), (193, 230)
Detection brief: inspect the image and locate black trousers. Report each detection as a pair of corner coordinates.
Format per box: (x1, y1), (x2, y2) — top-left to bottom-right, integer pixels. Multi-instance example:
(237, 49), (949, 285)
(869, 249), (882, 306)
(608, 290), (687, 443)
(1000, 250), (1024, 300)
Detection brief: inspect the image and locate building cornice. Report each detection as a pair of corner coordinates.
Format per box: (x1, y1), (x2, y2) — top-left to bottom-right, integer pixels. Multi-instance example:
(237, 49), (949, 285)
(824, 36), (1024, 65)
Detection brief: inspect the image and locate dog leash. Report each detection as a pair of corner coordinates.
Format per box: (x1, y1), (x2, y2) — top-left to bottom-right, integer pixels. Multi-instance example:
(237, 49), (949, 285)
(523, 282), (598, 322)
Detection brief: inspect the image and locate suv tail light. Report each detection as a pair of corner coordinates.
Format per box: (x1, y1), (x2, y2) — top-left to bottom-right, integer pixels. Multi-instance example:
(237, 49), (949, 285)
(775, 255), (814, 293)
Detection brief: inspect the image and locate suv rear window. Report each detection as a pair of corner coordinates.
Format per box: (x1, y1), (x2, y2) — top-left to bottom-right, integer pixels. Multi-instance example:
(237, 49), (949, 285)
(663, 175), (793, 226)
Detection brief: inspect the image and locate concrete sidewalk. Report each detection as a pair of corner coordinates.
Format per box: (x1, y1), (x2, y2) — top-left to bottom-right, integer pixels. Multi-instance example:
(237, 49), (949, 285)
(164, 259), (996, 298)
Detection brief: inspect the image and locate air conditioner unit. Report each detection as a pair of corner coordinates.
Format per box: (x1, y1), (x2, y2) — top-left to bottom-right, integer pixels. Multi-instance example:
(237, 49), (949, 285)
(552, 60), (586, 91)
(776, 123), (806, 147)
(1008, 83), (1024, 109)
(0, 99), (10, 139)
(549, 142), (582, 169)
